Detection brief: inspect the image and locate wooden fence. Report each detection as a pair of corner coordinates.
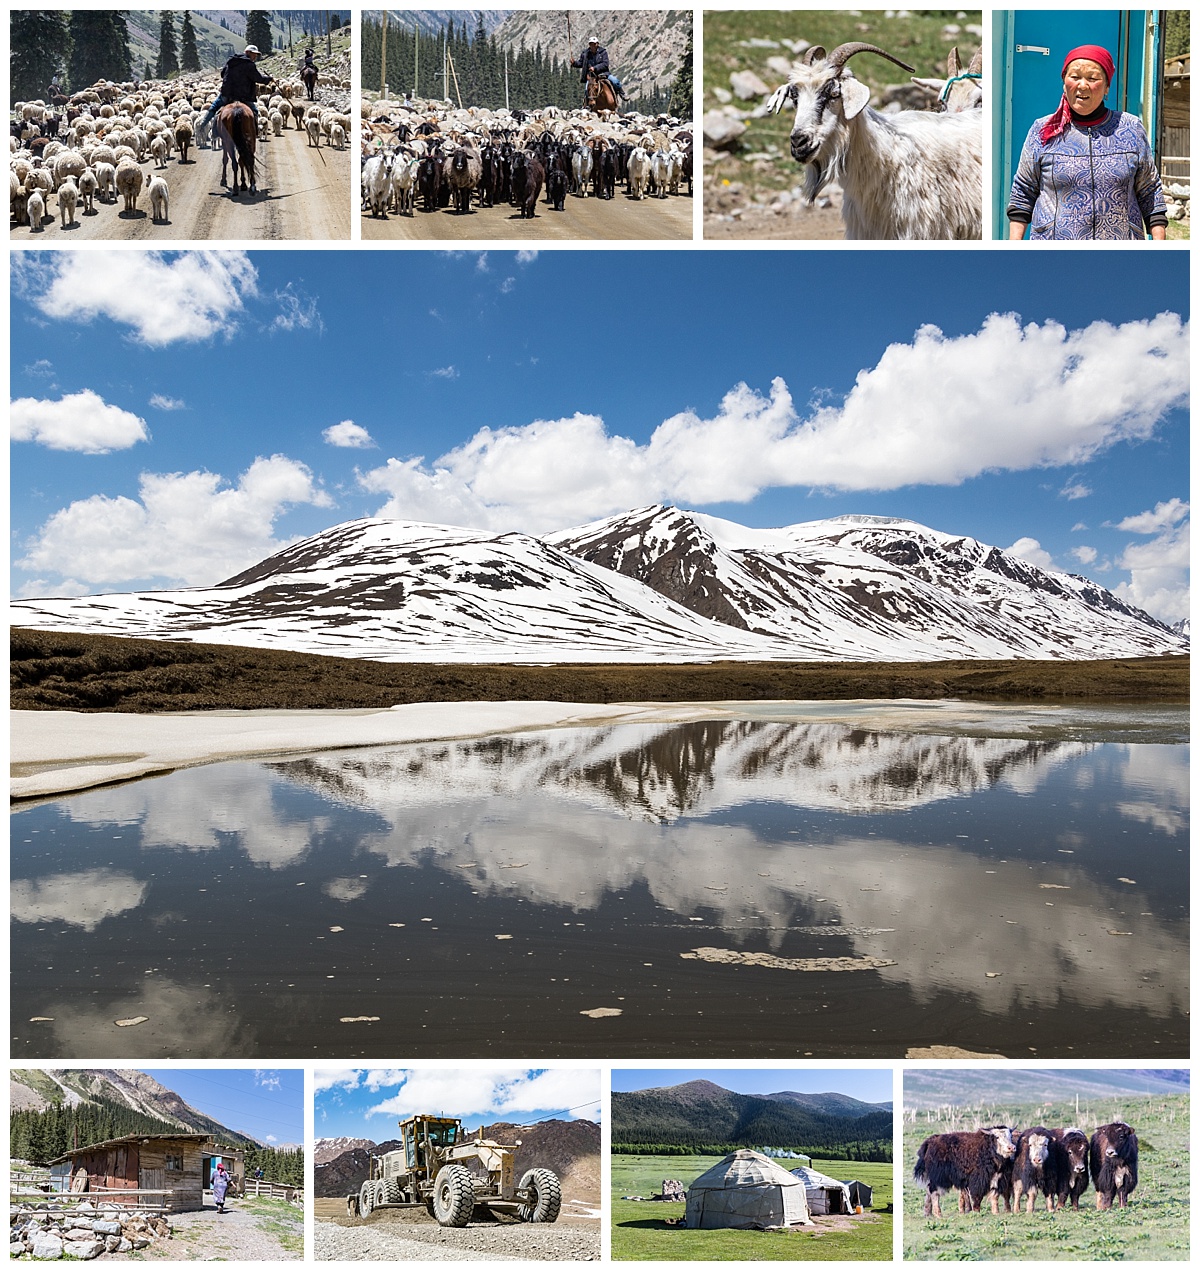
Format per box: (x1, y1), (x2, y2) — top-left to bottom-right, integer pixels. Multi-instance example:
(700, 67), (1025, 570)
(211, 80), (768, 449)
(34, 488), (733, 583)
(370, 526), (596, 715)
(10, 1186), (173, 1216)
(240, 1178), (303, 1204)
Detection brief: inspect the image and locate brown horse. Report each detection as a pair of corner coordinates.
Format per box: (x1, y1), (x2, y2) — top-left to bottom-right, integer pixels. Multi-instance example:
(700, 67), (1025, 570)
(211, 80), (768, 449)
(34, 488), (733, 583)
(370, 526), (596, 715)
(585, 69), (618, 113)
(216, 102), (257, 194)
(301, 64), (318, 101)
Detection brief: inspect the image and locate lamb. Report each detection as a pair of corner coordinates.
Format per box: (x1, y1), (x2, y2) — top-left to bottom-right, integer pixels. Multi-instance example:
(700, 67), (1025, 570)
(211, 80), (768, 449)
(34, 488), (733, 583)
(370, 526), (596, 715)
(25, 186), (46, 230)
(767, 41), (982, 239)
(174, 117), (193, 162)
(151, 133), (168, 167)
(270, 109), (284, 136)
(56, 177), (79, 227)
(148, 174), (169, 222)
(306, 116), (322, 147)
(77, 167), (98, 213)
(114, 158), (143, 213)
(330, 121), (346, 149)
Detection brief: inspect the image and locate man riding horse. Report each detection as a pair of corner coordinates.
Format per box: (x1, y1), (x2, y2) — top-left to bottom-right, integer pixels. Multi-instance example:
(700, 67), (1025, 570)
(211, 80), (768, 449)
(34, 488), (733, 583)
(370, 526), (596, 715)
(571, 37), (627, 108)
(300, 48), (319, 100)
(198, 44), (275, 143)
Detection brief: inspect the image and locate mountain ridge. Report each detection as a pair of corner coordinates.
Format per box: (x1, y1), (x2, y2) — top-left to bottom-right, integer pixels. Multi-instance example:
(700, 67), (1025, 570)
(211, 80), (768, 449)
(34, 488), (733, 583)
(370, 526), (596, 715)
(12, 506), (1184, 664)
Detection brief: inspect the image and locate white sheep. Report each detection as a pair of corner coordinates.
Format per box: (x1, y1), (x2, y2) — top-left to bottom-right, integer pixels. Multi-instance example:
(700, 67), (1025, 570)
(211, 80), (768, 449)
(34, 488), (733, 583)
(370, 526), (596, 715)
(270, 109), (284, 136)
(93, 161), (117, 202)
(768, 41), (982, 240)
(148, 174), (169, 222)
(114, 158), (143, 213)
(56, 177), (79, 227)
(151, 133), (169, 167)
(77, 167), (98, 213)
(361, 152), (393, 217)
(330, 121), (346, 149)
(26, 186), (46, 230)
(627, 145), (650, 199)
(306, 116), (322, 147)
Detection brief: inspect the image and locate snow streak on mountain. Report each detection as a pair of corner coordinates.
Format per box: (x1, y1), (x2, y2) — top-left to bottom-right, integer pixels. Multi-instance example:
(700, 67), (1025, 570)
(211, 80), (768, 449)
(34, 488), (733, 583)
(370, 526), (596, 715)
(11, 507), (1185, 663)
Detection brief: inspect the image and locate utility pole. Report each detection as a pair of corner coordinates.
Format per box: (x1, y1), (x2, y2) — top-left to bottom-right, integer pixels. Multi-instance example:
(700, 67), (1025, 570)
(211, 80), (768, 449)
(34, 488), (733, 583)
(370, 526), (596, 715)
(380, 10), (387, 98)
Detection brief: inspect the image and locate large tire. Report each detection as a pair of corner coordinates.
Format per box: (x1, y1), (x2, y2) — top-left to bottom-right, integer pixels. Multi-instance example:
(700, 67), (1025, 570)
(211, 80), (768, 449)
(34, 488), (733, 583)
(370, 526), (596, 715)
(432, 1164), (475, 1228)
(358, 1180), (375, 1218)
(518, 1168), (562, 1223)
(374, 1179), (390, 1209)
(384, 1178), (404, 1204)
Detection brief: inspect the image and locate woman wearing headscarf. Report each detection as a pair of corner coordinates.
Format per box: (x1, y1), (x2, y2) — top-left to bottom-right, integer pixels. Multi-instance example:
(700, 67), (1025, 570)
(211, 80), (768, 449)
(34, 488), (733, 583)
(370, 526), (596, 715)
(1007, 45), (1166, 240)
(211, 1162), (230, 1214)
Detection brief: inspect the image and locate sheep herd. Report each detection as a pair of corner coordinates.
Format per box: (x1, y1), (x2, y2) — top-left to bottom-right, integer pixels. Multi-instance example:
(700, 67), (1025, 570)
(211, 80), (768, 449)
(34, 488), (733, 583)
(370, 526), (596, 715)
(362, 97), (694, 222)
(11, 68), (351, 234)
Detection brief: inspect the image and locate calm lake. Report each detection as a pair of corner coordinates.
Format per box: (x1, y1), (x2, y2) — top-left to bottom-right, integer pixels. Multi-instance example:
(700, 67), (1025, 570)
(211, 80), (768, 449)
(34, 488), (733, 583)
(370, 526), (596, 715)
(11, 707), (1189, 1059)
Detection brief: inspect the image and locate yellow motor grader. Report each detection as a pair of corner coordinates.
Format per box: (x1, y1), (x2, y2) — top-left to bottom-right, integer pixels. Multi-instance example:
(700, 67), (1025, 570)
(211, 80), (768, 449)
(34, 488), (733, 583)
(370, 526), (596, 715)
(347, 1113), (561, 1228)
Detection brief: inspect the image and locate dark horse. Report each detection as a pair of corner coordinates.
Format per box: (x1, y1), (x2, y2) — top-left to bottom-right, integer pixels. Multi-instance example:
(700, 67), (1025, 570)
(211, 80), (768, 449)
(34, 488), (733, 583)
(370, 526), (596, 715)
(217, 102), (257, 194)
(301, 65), (319, 101)
(585, 69), (618, 113)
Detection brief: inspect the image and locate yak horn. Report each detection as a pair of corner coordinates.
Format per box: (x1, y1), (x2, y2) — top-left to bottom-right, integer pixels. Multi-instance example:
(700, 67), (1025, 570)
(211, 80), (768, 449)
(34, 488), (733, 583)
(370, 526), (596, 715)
(802, 45), (827, 65)
(826, 42), (917, 74)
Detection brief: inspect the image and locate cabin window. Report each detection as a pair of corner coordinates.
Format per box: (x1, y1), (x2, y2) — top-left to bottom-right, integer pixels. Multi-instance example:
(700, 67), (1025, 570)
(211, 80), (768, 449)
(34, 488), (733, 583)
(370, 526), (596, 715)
(165, 1154), (183, 1172)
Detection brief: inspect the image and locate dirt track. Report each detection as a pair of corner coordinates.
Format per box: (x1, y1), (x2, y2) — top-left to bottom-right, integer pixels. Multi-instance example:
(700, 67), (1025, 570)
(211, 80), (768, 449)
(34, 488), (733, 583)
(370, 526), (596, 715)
(363, 188), (693, 241)
(13, 123), (350, 242)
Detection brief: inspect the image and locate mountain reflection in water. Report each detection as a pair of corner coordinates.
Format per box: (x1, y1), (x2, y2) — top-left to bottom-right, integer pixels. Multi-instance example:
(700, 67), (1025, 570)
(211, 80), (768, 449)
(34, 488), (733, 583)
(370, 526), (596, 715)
(11, 718), (1188, 1059)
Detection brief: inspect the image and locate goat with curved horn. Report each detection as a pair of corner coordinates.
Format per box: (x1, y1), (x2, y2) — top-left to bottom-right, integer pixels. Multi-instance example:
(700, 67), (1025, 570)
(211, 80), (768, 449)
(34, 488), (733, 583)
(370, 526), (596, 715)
(825, 42), (917, 74)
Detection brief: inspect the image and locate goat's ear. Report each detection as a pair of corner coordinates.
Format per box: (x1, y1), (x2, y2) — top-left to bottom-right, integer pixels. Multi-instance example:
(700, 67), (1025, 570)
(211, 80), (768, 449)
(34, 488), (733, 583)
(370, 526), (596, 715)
(842, 78), (871, 119)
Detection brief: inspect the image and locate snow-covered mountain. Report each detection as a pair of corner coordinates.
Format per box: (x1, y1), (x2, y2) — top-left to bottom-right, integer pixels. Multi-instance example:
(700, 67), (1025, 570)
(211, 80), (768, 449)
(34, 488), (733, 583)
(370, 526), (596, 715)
(314, 1136), (374, 1165)
(11, 507), (1185, 663)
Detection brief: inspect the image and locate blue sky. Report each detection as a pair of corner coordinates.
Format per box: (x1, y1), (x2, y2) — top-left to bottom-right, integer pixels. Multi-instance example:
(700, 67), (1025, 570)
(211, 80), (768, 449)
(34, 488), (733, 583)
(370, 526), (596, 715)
(9, 249), (1189, 620)
(314, 1067), (601, 1141)
(611, 1068), (891, 1104)
(142, 1068), (304, 1146)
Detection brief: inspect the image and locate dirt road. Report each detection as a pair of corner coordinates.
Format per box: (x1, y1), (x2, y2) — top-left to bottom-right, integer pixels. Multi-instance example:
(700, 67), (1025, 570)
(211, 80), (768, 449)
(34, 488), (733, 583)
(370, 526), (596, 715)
(13, 125), (350, 243)
(363, 188), (693, 241)
(135, 1198), (302, 1261)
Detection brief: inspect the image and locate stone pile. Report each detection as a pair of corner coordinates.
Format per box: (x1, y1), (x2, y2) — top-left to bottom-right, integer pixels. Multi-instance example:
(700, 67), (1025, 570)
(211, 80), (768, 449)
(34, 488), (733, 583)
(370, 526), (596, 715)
(9, 1202), (172, 1260)
(1164, 180), (1190, 223)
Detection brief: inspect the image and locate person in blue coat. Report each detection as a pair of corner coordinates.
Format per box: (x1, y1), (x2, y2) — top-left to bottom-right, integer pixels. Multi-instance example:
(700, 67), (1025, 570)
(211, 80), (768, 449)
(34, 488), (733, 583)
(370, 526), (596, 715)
(1007, 44), (1166, 240)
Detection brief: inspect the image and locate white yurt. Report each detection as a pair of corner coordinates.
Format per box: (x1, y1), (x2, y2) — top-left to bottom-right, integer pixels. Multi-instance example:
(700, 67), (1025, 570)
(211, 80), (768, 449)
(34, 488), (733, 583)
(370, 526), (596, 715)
(790, 1166), (854, 1215)
(683, 1149), (812, 1229)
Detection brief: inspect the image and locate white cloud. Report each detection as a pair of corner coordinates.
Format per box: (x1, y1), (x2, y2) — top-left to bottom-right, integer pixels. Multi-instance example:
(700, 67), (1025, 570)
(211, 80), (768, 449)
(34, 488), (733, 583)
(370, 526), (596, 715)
(28, 251), (259, 345)
(149, 394), (186, 411)
(24, 359), (54, 377)
(20, 455), (333, 588)
(1112, 500), (1189, 623)
(1070, 545), (1097, 565)
(271, 285), (322, 333)
(314, 1069), (362, 1093)
(11, 389), (149, 453)
(430, 366), (459, 379)
(515, 250), (538, 263)
(255, 1070), (282, 1090)
(364, 1069), (600, 1122)
(1071, 522), (1088, 532)
(475, 253), (490, 272)
(1007, 537), (1055, 570)
(1060, 480), (1091, 500)
(501, 277), (516, 293)
(324, 419), (375, 449)
(266, 1135), (278, 1142)
(358, 312), (1189, 532)
(13, 577), (93, 599)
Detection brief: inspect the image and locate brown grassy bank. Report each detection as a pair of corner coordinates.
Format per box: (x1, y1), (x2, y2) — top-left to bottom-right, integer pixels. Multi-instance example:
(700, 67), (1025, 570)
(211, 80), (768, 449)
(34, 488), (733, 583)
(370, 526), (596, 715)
(10, 628), (1188, 713)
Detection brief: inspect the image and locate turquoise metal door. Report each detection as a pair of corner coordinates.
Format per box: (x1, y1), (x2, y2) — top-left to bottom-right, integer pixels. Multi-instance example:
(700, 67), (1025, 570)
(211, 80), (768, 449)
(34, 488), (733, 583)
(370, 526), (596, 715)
(993, 10), (1155, 235)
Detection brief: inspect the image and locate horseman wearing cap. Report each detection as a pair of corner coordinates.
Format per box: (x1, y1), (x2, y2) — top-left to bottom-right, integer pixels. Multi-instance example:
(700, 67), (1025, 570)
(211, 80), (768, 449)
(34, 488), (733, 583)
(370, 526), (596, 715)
(571, 37), (627, 103)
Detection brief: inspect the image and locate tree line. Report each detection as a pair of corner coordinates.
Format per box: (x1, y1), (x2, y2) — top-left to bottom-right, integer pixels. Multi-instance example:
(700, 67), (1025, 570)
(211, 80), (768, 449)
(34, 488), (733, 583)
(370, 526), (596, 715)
(10, 1095), (249, 1165)
(362, 14), (689, 118)
(242, 1145), (304, 1188)
(613, 1140), (892, 1162)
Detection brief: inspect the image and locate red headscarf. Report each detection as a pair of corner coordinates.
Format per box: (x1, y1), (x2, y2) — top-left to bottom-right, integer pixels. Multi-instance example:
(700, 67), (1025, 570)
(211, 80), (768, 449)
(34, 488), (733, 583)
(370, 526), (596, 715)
(1040, 45), (1115, 143)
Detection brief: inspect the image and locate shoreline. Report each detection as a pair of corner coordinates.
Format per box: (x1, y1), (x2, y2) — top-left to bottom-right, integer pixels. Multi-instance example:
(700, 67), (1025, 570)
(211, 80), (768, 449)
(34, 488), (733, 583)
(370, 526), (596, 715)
(11, 697), (1188, 802)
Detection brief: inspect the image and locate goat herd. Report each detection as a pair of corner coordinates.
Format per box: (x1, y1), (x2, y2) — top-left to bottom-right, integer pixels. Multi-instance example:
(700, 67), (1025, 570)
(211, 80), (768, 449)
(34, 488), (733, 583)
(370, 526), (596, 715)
(915, 1122), (1139, 1219)
(362, 100), (693, 221)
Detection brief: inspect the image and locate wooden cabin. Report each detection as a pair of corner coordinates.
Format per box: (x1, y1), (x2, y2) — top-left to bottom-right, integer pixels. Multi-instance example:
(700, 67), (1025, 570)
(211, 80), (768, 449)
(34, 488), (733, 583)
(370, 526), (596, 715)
(49, 1133), (214, 1213)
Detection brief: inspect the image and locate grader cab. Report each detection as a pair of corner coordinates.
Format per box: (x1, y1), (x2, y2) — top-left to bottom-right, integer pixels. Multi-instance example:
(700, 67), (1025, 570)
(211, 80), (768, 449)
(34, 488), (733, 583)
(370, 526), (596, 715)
(349, 1113), (561, 1228)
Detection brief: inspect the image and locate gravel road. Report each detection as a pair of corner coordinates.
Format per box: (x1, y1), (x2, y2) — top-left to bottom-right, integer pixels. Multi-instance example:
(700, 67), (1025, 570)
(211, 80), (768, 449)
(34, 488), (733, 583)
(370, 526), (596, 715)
(129, 1200), (303, 1261)
(315, 1213), (600, 1261)
(14, 124), (350, 242)
(362, 189), (692, 241)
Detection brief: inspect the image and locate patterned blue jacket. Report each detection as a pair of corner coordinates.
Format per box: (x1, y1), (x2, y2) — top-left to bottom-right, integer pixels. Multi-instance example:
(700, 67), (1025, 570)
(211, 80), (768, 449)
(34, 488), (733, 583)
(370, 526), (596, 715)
(1007, 110), (1166, 240)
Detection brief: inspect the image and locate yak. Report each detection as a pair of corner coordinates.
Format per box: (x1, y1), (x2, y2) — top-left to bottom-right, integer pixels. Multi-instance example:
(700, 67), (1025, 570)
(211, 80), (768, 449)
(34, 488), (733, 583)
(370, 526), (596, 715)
(914, 1126), (1017, 1217)
(1090, 1122), (1138, 1210)
(1052, 1128), (1090, 1210)
(1011, 1127), (1067, 1213)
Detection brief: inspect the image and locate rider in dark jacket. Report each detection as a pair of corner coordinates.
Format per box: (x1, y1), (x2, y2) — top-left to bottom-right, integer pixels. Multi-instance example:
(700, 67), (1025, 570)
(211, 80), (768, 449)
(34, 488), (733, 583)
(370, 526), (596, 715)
(200, 45), (274, 133)
(300, 48), (318, 75)
(571, 38), (627, 101)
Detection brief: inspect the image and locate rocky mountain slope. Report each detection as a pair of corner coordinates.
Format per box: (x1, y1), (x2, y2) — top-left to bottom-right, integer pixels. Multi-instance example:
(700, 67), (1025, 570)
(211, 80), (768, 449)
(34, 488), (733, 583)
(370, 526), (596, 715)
(495, 9), (692, 92)
(314, 1119), (598, 1198)
(13, 507), (1184, 664)
(315, 1136), (375, 1165)
(9, 1069), (256, 1145)
(370, 10), (513, 39)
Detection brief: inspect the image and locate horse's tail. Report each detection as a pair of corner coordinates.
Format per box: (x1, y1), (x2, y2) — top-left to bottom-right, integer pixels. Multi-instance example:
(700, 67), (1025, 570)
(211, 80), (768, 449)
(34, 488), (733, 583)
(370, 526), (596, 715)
(233, 105), (256, 178)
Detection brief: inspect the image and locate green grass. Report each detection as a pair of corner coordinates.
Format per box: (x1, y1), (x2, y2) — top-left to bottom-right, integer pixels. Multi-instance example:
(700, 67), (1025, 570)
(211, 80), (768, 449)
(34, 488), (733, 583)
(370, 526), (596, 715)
(704, 10), (981, 203)
(903, 1094), (1190, 1260)
(239, 1196), (304, 1254)
(612, 1154), (893, 1261)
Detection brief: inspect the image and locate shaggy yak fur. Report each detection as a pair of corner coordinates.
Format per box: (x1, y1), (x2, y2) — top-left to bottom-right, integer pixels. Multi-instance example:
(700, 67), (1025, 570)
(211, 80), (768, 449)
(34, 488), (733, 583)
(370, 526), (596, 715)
(1052, 1128), (1090, 1210)
(1090, 1122), (1138, 1210)
(914, 1127), (1016, 1216)
(1011, 1127), (1068, 1213)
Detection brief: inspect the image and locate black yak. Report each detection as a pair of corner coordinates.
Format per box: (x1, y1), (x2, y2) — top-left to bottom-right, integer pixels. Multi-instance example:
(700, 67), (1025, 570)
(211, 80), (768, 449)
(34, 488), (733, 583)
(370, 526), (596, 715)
(1011, 1127), (1067, 1213)
(1052, 1127), (1090, 1210)
(914, 1126), (1017, 1217)
(1090, 1122), (1138, 1210)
